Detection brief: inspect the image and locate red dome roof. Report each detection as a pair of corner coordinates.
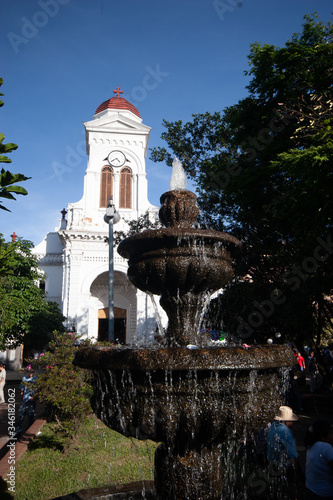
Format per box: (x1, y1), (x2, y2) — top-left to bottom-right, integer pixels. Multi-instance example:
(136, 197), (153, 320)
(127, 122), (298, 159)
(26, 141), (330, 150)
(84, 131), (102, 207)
(95, 97), (141, 118)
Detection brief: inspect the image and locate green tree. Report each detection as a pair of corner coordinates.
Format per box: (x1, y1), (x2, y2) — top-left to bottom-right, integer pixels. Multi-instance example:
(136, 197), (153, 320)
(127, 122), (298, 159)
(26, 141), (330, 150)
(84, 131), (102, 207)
(0, 77), (30, 211)
(31, 331), (92, 437)
(150, 14), (333, 346)
(0, 236), (65, 350)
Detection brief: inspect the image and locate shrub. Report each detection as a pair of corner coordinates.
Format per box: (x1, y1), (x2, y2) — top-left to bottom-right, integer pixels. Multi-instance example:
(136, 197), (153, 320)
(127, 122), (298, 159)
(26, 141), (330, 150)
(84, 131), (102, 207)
(31, 331), (93, 437)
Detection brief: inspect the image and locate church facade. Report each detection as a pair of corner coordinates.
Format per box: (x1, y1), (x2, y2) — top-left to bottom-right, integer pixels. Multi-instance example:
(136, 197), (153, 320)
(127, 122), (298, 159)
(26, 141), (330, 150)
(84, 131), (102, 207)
(33, 90), (166, 344)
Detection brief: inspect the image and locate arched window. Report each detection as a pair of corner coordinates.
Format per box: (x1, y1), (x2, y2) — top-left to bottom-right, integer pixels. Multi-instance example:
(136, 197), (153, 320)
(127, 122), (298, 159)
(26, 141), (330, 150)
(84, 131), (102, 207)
(119, 167), (132, 209)
(100, 166), (113, 208)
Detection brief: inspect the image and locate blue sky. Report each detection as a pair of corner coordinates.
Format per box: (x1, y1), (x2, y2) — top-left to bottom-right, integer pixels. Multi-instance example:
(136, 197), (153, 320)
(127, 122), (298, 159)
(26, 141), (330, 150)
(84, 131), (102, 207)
(1, 0), (332, 245)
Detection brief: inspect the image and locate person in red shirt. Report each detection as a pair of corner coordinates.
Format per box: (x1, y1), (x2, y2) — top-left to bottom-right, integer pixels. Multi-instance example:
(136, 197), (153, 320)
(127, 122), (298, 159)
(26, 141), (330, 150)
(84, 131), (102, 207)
(296, 352), (306, 371)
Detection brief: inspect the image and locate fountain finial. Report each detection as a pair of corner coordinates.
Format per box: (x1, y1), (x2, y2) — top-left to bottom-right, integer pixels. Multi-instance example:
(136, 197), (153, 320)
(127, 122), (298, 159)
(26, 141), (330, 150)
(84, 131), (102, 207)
(159, 159), (198, 228)
(170, 157), (187, 191)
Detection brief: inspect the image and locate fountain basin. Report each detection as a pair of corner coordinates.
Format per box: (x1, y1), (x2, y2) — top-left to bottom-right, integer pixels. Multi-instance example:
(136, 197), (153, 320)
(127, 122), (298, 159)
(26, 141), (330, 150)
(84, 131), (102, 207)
(118, 227), (240, 297)
(75, 344), (294, 371)
(74, 344), (295, 443)
(117, 226), (241, 347)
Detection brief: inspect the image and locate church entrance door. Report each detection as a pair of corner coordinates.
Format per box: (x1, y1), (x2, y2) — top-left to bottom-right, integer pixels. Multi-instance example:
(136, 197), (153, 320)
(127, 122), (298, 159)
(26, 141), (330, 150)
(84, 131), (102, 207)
(98, 307), (126, 344)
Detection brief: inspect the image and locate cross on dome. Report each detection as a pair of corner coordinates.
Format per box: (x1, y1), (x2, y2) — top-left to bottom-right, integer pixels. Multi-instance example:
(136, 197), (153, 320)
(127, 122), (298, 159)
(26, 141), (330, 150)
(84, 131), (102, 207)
(113, 86), (123, 98)
(95, 90), (141, 118)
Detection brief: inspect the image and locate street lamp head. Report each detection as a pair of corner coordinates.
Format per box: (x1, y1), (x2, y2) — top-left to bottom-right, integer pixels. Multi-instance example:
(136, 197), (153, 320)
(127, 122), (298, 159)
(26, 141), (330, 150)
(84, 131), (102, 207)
(104, 197), (121, 224)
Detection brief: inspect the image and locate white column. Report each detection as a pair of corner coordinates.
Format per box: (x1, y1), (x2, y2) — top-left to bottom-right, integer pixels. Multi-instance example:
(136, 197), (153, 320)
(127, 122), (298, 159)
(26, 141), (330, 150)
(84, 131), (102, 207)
(61, 249), (71, 324)
(114, 170), (120, 208)
(65, 250), (82, 329)
(133, 173), (138, 213)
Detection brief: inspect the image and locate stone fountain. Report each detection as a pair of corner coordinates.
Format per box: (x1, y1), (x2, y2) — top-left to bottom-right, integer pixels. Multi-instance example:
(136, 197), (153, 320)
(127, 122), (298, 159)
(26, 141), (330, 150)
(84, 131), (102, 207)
(74, 160), (296, 499)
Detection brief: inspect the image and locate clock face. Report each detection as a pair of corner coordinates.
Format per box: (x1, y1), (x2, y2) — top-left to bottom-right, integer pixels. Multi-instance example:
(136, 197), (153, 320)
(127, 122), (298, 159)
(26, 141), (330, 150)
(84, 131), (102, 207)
(108, 150), (126, 167)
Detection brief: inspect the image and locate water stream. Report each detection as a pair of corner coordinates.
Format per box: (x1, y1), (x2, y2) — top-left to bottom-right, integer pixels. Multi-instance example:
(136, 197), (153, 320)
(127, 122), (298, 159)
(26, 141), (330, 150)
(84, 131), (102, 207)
(88, 361), (292, 499)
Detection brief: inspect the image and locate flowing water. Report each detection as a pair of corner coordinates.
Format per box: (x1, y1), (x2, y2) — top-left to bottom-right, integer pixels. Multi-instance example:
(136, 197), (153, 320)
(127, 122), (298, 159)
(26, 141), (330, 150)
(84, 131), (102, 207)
(147, 292), (165, 339)
(170, 157), (187, 191)
(86, 360), (292, 499)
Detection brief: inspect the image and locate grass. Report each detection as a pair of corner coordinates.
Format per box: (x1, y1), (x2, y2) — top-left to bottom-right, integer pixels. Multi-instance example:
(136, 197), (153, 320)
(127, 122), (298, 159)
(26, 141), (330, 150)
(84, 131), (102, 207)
(15, 414), (157, 500)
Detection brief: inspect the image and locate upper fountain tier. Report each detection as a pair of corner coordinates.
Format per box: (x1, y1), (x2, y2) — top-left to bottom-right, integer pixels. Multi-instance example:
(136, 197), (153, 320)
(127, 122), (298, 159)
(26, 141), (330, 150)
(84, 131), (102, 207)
(118, 161), (241, 347)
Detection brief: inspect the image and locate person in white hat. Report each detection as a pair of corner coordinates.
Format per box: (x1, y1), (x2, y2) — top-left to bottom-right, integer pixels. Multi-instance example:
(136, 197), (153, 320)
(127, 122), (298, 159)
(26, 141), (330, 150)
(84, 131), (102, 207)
(267, 406), (298, 467)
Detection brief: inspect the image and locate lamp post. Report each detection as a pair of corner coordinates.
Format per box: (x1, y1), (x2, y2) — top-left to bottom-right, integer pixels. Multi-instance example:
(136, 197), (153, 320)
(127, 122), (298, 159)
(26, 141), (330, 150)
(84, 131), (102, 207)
(104, 196), (121, 342)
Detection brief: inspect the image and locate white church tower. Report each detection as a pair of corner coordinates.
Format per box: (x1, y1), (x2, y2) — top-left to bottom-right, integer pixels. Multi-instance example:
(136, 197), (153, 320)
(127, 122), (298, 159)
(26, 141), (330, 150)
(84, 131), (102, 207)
(34, 88), (162, 343)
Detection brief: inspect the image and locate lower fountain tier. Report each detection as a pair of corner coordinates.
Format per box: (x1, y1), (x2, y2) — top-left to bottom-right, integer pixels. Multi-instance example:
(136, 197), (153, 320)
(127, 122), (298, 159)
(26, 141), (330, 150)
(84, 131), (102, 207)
(74, 345), (296, 444)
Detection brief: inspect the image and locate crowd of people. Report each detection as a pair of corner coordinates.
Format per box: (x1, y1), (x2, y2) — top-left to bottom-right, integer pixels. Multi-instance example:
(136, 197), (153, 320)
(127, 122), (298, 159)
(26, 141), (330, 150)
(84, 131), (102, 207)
(246, 343), (333, 498)
(0, 365), (37, 438)
(265, 405), (333, 499)
(14, 368), (37, 437)
(292, 344), (333, 394)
